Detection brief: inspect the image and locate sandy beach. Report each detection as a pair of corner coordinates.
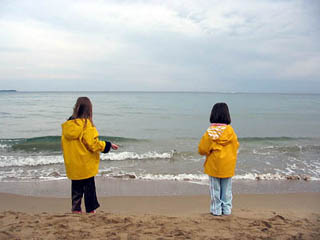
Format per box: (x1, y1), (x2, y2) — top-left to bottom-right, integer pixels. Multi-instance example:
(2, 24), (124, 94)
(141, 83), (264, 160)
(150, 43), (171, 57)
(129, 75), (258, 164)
(0, 180), (319, 239)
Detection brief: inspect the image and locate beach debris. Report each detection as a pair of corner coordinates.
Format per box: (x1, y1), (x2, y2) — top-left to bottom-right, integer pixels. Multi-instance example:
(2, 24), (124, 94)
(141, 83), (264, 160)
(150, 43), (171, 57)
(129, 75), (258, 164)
(286, 175), (301, 180)
(112, 174), (136, 179)
(269, 214), (287, 224)
(254, 174), (311, 181)
(48, 171), (61, 177)
(100, 170), (113, 175)
(286, 175), (310, 181)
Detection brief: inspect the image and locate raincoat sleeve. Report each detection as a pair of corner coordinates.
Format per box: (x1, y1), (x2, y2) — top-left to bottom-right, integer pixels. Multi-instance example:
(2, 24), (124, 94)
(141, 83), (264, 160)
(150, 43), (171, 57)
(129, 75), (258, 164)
(82, 126), (106, 153)
(198, 131), (212, 156)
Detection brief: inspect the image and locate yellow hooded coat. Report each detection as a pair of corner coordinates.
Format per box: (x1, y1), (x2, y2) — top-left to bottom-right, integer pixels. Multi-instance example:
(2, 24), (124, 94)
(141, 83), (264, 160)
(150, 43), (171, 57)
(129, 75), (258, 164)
(61, 119), (106, 180)
(198, 124), (239, 178)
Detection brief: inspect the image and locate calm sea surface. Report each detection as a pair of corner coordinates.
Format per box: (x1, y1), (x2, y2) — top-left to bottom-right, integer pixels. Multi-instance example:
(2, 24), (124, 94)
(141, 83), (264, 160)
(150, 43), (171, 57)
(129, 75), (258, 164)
(1, 92), (320, 184)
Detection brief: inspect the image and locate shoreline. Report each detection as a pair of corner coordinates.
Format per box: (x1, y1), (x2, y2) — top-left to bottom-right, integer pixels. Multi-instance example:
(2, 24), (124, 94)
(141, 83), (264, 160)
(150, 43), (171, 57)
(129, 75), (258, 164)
(0, 177), (319, 197)
(1, 192), (319, 215)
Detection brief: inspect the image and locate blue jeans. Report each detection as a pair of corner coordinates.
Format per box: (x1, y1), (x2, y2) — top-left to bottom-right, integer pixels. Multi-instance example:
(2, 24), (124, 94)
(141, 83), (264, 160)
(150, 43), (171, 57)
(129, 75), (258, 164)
(209, 176), (232, 215)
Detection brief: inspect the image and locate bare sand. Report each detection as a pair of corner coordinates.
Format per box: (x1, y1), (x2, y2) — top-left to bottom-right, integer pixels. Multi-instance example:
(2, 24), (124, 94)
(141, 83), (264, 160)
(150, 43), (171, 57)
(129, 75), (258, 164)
(0, 192), (319, 239)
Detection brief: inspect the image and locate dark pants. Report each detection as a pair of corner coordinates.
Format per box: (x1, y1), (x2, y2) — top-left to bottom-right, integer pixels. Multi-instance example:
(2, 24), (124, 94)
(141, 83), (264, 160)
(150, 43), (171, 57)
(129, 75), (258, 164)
(71, 177), (100, 213)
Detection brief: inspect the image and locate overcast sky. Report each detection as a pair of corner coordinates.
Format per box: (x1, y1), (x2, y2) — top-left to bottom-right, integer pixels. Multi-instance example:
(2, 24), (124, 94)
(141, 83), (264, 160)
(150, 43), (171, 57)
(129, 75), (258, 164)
(0, 0), (319, 92)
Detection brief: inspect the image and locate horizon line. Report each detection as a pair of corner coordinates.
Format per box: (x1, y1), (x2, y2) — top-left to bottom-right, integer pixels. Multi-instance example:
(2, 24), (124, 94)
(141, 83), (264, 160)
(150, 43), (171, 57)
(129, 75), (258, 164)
(2, 90), (320, 95)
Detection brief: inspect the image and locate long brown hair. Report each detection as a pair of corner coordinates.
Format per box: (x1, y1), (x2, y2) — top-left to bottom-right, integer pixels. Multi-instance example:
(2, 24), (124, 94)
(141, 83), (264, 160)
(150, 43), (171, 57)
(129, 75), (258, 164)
(72, 97), (94, 127)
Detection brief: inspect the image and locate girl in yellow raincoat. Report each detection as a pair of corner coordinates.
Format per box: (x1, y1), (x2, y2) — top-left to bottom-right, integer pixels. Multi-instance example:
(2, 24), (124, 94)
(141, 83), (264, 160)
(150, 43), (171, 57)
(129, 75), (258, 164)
(198, 103), (239, 216)
(61, 97), (118, 213)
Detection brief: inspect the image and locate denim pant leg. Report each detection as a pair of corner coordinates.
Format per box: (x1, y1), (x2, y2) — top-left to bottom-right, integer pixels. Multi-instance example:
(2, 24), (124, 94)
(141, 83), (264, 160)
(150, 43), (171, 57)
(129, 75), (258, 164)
(209, 176), (222, 215)
(220, 177), (232, 215)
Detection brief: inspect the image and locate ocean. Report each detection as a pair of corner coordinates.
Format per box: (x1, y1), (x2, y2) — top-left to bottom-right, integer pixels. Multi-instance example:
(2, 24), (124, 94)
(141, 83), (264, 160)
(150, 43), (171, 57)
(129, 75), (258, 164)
(1, 91), (320, 186)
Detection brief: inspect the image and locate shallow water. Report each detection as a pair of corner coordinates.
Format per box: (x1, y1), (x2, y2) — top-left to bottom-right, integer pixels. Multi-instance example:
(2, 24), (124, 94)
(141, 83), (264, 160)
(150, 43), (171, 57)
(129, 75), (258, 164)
(1, 91), (320, 185)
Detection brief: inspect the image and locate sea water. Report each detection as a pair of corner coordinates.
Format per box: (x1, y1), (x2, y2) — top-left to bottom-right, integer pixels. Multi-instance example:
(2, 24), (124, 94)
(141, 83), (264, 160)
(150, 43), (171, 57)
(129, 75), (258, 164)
(0, 91), (320, 185)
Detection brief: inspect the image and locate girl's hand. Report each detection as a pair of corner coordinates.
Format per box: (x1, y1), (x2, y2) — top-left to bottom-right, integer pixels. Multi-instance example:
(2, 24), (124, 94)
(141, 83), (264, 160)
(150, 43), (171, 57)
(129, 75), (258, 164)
(111, 143), (119, 150)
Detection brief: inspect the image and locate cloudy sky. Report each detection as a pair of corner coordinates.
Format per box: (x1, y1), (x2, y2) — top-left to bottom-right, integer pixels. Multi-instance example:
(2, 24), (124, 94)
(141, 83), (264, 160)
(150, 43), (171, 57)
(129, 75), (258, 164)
(0, 0), (319, 92)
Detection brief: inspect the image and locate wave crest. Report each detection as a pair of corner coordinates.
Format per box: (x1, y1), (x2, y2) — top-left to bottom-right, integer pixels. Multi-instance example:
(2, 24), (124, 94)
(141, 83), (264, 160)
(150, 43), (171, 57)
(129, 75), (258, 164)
(0, 155), (64, 167)
(0, 135), (144, 152)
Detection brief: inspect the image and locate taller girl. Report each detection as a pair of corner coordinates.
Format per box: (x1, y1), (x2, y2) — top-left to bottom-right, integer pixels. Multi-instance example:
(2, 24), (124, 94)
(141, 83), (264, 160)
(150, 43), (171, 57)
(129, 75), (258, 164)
(61, 97), (118, 213)
(198, 102), (239, 216)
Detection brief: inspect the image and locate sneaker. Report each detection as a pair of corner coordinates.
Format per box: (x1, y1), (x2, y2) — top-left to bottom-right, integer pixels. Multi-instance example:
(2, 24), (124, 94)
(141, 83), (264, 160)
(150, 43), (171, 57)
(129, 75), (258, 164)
(223, 212), (232, 216)
(210, 212), (222, 216)
(88, 210), (96, 214)
(72, 211), (82, 214)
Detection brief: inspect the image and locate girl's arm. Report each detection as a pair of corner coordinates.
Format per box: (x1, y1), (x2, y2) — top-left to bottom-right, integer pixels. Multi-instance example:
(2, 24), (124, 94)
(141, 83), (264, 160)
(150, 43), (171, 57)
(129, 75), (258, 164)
(82, 127), (107, 153)
(111, 143), (119, 150)
(198, 131), (212, 156)
(82, 127), (119, 153)
(103, 142), (119, 153)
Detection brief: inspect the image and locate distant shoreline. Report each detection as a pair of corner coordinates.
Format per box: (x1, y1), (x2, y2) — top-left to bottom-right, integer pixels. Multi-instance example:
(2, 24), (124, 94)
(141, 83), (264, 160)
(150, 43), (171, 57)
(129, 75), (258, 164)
(0, 90), (16, 92)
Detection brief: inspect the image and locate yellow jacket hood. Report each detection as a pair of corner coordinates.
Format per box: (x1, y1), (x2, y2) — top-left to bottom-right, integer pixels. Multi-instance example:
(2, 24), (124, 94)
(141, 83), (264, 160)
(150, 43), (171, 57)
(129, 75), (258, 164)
(207, 124), (236, 146)
(61, 119), (83, 140)
(198, 124), (239, 178)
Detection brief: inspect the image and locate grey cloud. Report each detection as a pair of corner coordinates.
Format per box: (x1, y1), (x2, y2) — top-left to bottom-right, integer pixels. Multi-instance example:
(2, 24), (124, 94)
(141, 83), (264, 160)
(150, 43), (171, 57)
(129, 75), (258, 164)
(0, 0), (319, 92)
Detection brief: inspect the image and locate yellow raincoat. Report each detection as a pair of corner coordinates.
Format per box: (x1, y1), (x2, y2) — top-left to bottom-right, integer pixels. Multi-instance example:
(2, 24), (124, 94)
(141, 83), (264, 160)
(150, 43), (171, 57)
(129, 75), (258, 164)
(61, 118), (106, 180)
(198, 124), (239, 178)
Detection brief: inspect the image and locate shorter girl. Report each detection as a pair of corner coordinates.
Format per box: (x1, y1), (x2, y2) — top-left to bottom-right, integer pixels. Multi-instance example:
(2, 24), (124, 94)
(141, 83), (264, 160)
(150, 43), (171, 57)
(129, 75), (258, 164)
(198, 103), (239, 216)
(61, 97), (118, 213)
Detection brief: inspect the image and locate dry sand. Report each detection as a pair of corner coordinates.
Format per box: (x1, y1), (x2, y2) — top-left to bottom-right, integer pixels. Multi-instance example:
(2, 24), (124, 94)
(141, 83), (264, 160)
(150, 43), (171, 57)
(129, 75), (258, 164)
(0, 192), (319, 239)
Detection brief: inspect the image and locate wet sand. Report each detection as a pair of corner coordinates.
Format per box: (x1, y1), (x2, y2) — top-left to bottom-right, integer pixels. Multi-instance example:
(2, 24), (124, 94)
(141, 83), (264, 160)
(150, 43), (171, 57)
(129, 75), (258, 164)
(0, 178), (318, 197)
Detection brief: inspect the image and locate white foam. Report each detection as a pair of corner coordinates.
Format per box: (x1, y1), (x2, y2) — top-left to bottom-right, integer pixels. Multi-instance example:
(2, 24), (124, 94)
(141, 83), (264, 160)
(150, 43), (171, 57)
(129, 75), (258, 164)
(233, 173), (286, 180)
(137, 173), (208, 183)
(252, 149), (270, 155)
(0, 155), (64, 167)
(98, 169), (209, 184)
(100, 151), (173, 161)
(0, 144), (9, 149)
(0, 167), (67, 182)
(262, 146), (275, 149)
